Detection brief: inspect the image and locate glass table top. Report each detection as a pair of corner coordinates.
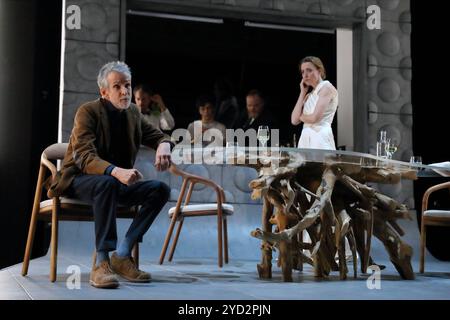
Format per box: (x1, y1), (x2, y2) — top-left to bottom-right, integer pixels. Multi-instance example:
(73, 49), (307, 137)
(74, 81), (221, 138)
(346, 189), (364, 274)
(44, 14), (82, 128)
(172, 146), (450, 177)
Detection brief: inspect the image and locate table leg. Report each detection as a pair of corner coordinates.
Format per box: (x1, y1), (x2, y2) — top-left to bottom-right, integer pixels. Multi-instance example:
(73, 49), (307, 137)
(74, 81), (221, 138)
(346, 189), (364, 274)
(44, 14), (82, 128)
(257, 196), (273, 279)
(279, 240), (293, 282)
(373, 218), (415, 280)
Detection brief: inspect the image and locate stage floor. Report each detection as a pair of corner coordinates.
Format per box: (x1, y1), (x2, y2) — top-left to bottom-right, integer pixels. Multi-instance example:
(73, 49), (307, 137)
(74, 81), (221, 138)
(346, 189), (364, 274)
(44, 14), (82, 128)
(1, 254), (450, 300)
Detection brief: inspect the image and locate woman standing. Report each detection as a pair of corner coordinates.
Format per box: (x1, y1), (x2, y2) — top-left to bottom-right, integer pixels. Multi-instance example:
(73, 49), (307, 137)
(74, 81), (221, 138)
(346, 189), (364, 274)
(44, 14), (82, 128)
(291, 56), (338, 150)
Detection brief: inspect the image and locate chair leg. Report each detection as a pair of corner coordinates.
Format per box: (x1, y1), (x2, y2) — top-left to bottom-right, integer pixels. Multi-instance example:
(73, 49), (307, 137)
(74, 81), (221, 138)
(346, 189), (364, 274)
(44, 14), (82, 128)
(50, 204), (59, 282)
(298, 231), (303, 272)
(22, 208), (39, 276)
(420, 222), (427, 273)
(91, 250), (97, 270)
(132, 243), (139, 268)
(168, 219), (184, 262)
(217, 214), (223, 267)
(159, 215), (178, 265)
(223, 218), (229, 264)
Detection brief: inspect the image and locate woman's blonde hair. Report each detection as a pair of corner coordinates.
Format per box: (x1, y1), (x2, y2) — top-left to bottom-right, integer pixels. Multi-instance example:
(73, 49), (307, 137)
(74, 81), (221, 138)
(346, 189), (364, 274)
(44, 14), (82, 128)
(299, 56), (326, 79)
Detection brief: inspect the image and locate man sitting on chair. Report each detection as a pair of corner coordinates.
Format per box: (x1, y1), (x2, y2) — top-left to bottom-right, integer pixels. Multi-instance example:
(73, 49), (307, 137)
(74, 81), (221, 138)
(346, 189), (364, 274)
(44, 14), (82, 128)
(47, 61), (173, 288)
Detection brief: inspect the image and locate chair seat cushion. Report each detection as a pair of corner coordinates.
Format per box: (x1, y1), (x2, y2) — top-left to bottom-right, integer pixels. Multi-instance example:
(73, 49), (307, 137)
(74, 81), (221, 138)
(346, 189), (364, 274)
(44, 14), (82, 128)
(168, 203), (234, 216)
(424, 210), (450, 218)
(40, 198), (128, 209)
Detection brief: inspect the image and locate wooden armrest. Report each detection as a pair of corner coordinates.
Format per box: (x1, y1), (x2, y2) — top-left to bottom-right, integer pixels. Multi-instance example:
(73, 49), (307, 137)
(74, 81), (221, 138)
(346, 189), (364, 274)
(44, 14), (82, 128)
(169, 164), (226, 204)
(41, 153), (58, 179)
(422, 181), (450, 214)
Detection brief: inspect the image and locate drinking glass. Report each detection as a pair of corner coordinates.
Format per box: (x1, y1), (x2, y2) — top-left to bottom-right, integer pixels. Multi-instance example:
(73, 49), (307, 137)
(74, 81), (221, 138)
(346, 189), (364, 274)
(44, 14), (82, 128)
(385, 138), (398, 159)
(257, 126), (270, 148)
(410, 156), (423, 170)
(376, 130), (388, 158)
(410, 156), (422, 164)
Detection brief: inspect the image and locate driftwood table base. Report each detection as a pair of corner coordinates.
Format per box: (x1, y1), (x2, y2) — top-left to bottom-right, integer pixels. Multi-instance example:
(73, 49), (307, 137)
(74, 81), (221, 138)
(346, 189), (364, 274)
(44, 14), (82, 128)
(246, 152), (416, 282)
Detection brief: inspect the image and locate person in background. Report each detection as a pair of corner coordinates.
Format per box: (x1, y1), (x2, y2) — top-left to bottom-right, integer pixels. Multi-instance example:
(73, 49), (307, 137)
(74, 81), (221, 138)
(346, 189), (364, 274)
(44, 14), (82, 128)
(133, 83), (175, 131)
(187, 95), (226, 147)
(236, 89), (277, 131)
(213, 78), (240, 129)
(291, 56), (338, 150)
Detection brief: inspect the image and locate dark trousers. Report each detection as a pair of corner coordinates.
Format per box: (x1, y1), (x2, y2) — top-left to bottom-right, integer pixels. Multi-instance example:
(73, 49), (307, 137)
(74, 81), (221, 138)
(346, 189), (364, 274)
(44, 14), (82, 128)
(67, 175), (171, 252)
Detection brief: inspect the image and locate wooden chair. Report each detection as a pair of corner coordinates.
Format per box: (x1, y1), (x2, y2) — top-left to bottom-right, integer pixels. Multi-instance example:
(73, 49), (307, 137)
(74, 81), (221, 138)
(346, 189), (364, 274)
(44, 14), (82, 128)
(420, 181), (450, 273)
(22, 143), (139, 282)
(159, 164), (233, 267)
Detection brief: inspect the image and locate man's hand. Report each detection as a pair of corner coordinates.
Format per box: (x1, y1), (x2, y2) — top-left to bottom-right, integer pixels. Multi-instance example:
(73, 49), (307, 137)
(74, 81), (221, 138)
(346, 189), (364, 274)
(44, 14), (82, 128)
(155, 142), (172, 171)
(111, 167), (143, 185)
(150, 94), (167, 112)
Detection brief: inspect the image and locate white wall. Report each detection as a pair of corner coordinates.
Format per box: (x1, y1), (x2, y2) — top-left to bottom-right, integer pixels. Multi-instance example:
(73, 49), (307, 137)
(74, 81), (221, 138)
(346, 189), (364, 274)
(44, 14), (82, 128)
(336, 28), (354, 151)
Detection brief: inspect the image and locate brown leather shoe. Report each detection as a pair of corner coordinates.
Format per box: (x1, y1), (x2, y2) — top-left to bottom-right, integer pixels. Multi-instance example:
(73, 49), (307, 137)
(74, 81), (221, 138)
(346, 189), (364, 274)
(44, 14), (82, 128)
(111, 252), (151, 283)
(89, 261), (119, 289)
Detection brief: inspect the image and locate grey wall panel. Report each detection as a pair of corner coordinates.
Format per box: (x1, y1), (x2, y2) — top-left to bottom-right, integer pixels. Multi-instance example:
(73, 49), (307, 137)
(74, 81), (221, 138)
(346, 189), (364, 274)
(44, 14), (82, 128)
(64, 40), (119, 94)
(66, 0), (120, 43)
(328, 0), (366, 18)
(367, 67), (411, 114)
(61, 92), (100, 142)
(368, 0), (410, 22)
(366, 21), (411, 69)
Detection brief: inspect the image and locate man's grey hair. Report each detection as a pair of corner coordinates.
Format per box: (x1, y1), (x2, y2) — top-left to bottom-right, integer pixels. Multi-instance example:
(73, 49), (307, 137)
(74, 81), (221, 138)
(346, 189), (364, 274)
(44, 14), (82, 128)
(97, 61), (131, 89)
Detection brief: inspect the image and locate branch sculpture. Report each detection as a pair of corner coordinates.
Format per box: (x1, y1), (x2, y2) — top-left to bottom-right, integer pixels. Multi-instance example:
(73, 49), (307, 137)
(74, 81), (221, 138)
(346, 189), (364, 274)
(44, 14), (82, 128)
(245, 151), (416, 281)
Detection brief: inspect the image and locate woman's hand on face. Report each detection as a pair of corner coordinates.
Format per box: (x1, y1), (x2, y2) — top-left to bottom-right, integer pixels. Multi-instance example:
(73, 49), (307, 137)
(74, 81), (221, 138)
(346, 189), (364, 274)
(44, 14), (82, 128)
(300, 79), (309, 94)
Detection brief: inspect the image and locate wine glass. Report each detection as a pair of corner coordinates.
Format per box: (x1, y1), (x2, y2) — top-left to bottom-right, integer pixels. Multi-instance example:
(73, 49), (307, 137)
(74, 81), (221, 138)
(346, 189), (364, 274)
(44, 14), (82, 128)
(385, 138), (398, 159)
(410, 156), (423, 170)
(257, 125), (270, 148)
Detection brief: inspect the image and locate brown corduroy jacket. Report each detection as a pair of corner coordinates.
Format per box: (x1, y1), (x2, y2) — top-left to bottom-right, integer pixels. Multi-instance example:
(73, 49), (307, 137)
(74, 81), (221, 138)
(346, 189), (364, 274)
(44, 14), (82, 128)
(47, 98), (171, 197)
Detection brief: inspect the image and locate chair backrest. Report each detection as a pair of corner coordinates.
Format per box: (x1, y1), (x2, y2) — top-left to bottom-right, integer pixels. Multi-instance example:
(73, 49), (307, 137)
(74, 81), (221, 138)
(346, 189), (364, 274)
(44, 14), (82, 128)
(43, 143), (69, 161)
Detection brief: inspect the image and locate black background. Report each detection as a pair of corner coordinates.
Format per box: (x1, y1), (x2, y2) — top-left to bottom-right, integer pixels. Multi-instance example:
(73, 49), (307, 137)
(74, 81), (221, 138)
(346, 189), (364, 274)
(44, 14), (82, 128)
(126, 15), (336, 146)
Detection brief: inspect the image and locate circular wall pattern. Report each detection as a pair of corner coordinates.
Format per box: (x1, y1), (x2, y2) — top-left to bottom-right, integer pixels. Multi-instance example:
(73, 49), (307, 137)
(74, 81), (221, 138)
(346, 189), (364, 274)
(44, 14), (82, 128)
(81, 3), (107, 30)
(399, 11), (411, 34)
(400, 103), (412, 128)
(224, 190), (235, 203)
(106, 31), (119, 43)
(331, 0), (354, 6)
(400, 57), (412, 80)
(77, 55), (104, 80)
(401, 149), (414, 163)
(377, 78), (401, 102)
(106, 43), (118, 56)
(368, 101), (378, 124)
(65, 40), (78, 53)
(184, 164), (209, 190)
(379, 124), (402, 145)
(378, 0), (400, 10)
(233, 167), (258, 193)
(368, 54), (378, 78)
(377, 33), (401, 57)
(353, 7), (366, 18)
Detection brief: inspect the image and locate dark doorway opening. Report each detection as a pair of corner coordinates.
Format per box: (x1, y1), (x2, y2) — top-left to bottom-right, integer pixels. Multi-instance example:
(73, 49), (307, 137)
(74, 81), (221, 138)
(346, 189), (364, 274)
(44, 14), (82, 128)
(0, 0), (61, 269)
(411, 1), (450, 261)
(126, 13), (336, 146)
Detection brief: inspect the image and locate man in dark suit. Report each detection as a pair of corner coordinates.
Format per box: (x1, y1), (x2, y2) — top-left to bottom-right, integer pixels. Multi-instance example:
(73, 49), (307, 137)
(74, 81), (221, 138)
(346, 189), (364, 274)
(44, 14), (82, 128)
(48, 61), (173, 289)
(236, 89), (277, 132)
